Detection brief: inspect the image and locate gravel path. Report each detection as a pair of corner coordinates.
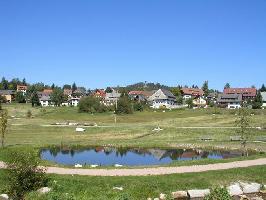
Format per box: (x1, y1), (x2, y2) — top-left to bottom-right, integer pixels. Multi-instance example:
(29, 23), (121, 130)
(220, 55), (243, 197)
(1, 158), (265, 177)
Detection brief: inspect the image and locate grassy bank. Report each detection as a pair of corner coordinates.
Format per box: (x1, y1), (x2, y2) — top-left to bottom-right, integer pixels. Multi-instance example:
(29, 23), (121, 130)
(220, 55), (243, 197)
(0, 165), (265, 200)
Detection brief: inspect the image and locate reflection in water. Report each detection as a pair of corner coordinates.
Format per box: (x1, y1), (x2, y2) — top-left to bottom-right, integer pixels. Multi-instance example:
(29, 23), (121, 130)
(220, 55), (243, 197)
(40, 147), (246, 166)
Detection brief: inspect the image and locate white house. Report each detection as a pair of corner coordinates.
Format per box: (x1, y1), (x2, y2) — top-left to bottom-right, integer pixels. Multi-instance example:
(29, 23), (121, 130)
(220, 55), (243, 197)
(40, 96), (51, 107)
(70, 97), (80, 107)
(148, 89), (177, 109)
(193, 96), (207, 107)
(103, 91), (121, 107)
(261, 92), (266, 107)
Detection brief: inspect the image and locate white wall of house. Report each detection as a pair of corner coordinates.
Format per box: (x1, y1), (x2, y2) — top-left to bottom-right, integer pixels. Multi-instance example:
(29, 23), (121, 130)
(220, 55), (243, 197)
(183, 95), (192, 100)
(40, 100), (49, 107)
(71, 99), (80, 107)
(227, 103), (241, 109)
(151, 99), (176, 109)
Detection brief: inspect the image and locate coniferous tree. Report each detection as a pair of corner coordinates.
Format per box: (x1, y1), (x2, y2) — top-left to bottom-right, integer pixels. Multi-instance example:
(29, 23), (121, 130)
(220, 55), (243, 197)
(30, 90), (40, 107)
(252, 91), (263, 109)
(202, 81), (209, 96)
(22, 78), (27, 85)
(72, 82), (77, 92)
(224, 83), (230, 89)
(1, 77), (8, 90)
(260, 84), (266, 92)
(16, 92), (26, 103)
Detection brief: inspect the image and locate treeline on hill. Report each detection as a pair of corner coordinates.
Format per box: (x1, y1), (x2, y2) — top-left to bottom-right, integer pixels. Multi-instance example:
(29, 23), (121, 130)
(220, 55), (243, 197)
(1, 77), (266, 112)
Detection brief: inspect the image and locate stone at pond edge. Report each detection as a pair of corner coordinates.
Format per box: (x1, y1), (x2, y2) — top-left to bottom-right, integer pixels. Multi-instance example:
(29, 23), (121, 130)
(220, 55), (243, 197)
(38, 187), (51, 194)
(0, 194), (9, 200)
(187, 189), (210, 198)
(227, 183), (243, 196)
(159, 193), (166, 200)
(172, 191), (188, 200)
(239, 182), (261, 194)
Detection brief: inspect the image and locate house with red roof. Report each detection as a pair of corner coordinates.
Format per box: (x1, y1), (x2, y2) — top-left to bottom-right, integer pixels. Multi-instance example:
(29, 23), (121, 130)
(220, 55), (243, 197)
(181, 88), (204, 100)
(223, 88), (257, 101)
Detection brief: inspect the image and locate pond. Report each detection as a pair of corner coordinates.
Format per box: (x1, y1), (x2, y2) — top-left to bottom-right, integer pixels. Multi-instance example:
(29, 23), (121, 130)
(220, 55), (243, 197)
(40, 147), (250, 166)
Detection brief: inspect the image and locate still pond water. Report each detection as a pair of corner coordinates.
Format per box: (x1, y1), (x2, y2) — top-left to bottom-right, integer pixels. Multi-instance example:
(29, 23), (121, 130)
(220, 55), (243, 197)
(40, 147), (248, 166)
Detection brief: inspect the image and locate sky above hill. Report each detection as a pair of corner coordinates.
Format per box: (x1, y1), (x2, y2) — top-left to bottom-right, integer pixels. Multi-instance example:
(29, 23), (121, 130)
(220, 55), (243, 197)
(0, 0), (265, 90)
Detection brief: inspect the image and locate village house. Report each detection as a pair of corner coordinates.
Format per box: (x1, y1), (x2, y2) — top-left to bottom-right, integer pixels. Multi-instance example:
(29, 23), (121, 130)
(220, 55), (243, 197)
(63, 89), (72, 97)
(128, 91), (154, 102)
(104, 91), (121, 107)
(40, 95), (52, 107)
(93, 89), (106, 99)
(261, 92), (266, 108)
(223, 88), (257, 101)
(181, 88), (204, 100)
(70, 97), (80, 107)
(193, 96), (207, 107)
(0, 90), (16, 103)
(16, 85), (28, 95)
(148, 89), (177, 109)
(217, 94), (242, 109)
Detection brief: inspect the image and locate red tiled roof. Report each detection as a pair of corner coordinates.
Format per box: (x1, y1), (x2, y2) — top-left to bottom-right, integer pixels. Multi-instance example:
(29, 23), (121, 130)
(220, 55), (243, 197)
(94, 89), (106, 98)
(181, 88), (204, 96)
(64, 89), (72, 95)
(43, 89), (53, 94)
(223, 88), (257, 97)
(17, 85), (28, 91)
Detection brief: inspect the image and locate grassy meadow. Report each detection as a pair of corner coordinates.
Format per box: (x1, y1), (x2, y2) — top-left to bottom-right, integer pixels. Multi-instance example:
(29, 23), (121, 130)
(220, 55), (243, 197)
(0, 103), (266, 199)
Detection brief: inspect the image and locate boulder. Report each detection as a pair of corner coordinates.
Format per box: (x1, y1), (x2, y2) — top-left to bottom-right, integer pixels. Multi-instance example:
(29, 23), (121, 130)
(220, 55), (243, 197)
(114, 164), (123, 167)
(188, 189), (210, 198)
(37, 187), (51, 194)
(113, 187), (123, 191)
(74, 164), (82, 168)
(251, 197), (264, 200)
(239, 182), (261, 194)
(76, 127), (85, 132)
(0, 194), (9, 200)
(172, 191), (188, 200)
(159, 193), (166, 200)
(227, 183), (243, 196)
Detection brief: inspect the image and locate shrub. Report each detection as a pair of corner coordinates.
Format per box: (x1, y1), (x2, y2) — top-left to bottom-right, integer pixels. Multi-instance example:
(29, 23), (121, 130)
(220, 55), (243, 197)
(27, 110), (32, 118)
(78, 96), (107, 113)
(5, 149), (48, 200)
(16, 91), (26, 103)
(115, 97), (133, 114)
(133, 102), (144, 112)
(204, 187), (232, 200)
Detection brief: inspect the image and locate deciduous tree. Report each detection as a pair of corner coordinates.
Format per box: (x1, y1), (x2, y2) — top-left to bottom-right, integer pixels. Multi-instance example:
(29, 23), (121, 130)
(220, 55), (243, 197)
(16, 91), (26, 103)
(235, 107), (251, 156)
(0, 109), (8, 147)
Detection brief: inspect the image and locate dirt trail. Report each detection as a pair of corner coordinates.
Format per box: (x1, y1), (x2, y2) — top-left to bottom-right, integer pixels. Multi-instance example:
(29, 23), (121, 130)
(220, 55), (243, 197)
(1, 158), (265, 177)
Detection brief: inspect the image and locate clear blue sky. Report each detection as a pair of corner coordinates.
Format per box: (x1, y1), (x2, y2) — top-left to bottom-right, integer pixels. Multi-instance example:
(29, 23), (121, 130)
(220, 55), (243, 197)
(0, 0), (265, 90)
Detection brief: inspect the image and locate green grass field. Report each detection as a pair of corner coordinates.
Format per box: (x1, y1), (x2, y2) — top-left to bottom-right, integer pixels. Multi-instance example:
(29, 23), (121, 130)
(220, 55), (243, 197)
(0, 103), (266, 199)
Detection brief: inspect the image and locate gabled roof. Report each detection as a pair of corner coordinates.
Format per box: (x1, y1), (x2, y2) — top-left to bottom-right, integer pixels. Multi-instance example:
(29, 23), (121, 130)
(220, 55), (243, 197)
(43, 89), (53, 94)
(148, 89), (176, 101)
(64, 89), (72, 95)
(161, 89), (176, 99)
(223, 88), (257, 97)
(17, 85), (28, 90)
(181, 88), (204, 96)
(105, 92), (121, 99)
(0, 90), (16, 95)
(217, 94), (242, 103)
(40, 95), (51, 101)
